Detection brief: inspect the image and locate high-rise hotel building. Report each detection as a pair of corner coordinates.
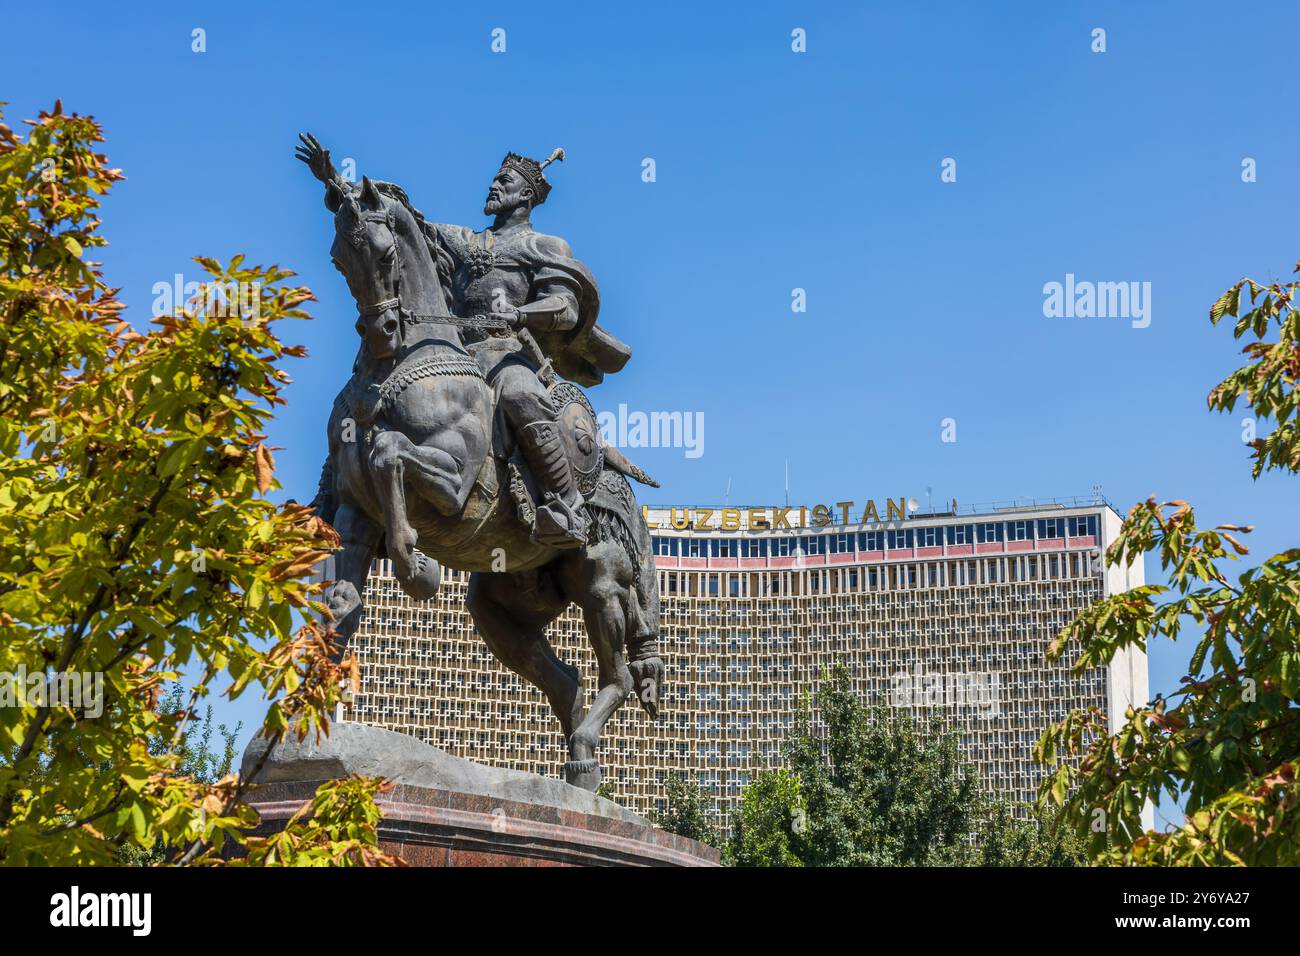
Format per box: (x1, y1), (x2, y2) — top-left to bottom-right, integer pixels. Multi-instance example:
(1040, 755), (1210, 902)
(342, 496), (1148, 828)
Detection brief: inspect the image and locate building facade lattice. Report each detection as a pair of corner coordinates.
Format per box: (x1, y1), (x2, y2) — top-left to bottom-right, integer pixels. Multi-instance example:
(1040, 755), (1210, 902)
(343, 500), (1148, 830)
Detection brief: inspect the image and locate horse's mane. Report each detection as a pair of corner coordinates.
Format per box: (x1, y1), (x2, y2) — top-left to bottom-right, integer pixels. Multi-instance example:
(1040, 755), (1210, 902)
(367, 179), (456, 314)
(372, 181), (439, 262)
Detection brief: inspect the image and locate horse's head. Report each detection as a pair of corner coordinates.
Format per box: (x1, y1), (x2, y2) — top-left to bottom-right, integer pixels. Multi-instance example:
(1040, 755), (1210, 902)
(330, 176), (447, 362)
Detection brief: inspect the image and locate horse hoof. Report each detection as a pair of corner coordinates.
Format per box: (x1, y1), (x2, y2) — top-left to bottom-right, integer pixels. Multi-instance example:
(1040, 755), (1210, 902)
(397, 549), (441, 601)
(564, 758), (601, 792)
(323, 581), (362, 650)
(628, 656), (664, 719)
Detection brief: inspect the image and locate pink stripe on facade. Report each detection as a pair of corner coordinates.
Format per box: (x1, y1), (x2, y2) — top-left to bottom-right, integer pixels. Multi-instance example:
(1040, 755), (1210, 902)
(649, 524), (1101, 572)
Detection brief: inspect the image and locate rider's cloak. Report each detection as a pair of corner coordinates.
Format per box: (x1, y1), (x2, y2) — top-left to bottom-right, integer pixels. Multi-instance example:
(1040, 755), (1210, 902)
(428, 222), (632, 388)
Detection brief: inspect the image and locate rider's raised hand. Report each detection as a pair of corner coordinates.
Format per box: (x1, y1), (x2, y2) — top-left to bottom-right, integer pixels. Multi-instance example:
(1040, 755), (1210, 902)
(296, 131), (336, 184)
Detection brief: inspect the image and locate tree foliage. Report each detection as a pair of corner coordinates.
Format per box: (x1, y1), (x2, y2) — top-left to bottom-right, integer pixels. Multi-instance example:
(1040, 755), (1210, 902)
(649, 773), (723, 850)
(1036, 268), (1300, 866)
(0, 103), (396, 865)
(727, 766), (806, 866)
(728, 669), (1085, 866)
(118, 685), (240, 865)
(155, 686), (241, 789)
(974, 800), (1087, 867)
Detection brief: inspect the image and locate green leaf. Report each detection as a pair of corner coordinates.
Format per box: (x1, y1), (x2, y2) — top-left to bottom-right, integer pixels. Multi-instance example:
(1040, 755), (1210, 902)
(1210, 282), (1242, 323)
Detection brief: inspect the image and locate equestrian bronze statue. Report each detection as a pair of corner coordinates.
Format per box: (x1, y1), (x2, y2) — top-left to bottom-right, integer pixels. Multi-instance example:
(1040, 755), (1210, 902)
(295, 133), (663, 792)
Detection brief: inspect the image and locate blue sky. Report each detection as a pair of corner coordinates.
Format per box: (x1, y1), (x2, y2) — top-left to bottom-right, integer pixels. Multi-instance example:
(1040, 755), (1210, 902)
(5, 1), (1299, 827)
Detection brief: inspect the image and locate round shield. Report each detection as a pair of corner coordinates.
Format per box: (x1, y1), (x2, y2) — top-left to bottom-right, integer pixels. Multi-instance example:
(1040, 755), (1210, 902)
(550, 381), (603, 497)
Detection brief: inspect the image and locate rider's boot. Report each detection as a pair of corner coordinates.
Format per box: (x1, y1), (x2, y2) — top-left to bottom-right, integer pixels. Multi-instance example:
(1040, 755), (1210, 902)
(517, 419), (588, 549)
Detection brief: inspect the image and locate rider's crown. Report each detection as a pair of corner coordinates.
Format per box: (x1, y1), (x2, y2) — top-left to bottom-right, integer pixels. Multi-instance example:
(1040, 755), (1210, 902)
(498, 148), (563, 205)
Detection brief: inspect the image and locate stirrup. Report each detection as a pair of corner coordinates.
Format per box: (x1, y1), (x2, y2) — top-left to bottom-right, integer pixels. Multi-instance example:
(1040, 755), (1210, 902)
(533, 492), (588, 548)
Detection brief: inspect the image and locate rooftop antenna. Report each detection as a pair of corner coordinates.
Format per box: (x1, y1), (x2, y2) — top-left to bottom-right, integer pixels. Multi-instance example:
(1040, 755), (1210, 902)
(784, 460), (789, 508)
(925, 485), (933, 515)
(724, 476), (732, 508)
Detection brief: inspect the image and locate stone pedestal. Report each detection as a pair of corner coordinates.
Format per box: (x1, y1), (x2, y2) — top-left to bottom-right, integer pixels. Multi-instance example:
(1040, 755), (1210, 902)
(240, 722), (720, 867)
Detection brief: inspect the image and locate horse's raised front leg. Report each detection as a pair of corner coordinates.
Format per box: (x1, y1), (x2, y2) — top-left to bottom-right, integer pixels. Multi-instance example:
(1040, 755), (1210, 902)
(322, 503), (381, 660)
(367, 430), (462, 590)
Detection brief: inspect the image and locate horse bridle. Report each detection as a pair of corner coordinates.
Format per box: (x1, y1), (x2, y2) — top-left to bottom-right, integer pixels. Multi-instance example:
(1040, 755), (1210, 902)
(358, 296), (403, 321)
(353, 209), (416, 331)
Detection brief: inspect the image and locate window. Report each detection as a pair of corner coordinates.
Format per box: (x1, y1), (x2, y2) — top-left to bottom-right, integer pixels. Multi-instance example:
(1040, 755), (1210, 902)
(977, 522), (1003, 543)
(887, 529), (914, 549)
(829, 532), (854, 553)
(917, 526), (940, 547)
(1038, 518), (1065, 539)
(1007, 520), (1031, 541)
(653, 537), (678, 557)
(858, 531), (884, 551)
(803, 535), (824, 555)
(771, 537), (793, 557)
(741, 538), (768, 558)
(948, 524), (973, 545)
(685, 538), (705, 557)
(1068, 515), (1099, 537)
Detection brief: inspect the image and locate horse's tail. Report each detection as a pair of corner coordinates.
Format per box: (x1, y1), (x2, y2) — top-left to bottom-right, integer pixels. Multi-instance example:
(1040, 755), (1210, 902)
(311, 390), (352, 524)
(583, 466), (662, 719)
(600, 444), (659, 488)
(309, 456), (338, 524)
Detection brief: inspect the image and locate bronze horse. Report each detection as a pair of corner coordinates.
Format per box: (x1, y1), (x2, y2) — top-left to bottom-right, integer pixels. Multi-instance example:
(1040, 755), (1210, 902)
(307, 169), (663, 793)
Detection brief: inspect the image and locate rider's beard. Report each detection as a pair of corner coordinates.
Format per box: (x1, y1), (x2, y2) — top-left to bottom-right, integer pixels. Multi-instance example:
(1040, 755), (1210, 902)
(484, 189), (526, 217)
